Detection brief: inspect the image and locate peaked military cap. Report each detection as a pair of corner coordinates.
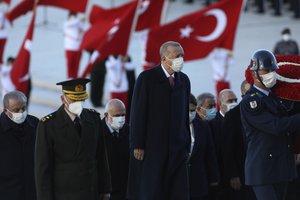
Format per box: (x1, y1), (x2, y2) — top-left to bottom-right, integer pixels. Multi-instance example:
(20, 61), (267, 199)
(56, 78), (90, 101)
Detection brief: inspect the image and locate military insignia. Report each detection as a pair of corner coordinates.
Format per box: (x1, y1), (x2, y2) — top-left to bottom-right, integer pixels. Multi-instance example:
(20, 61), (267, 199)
(75, 84), (83, 92)
(41, 114), (53, 122)
(249, 101), (257, 109)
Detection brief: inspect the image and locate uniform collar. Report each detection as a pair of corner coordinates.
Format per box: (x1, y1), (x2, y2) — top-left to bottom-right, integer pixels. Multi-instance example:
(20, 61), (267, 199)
(253, 84), (270, 96)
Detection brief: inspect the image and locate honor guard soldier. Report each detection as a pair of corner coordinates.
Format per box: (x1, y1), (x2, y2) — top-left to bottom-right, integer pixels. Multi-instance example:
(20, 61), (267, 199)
(240, 49), (300, 200)
(35, 78), (111, 200)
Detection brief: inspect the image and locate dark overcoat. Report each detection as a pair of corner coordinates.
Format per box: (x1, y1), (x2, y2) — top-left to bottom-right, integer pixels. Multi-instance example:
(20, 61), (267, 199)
(35, 106), (111, 200)
(102, 120), (129, 199)
(0, 113), (38, 200)
(127, 65), (191, 200)
(189, 115), (219, 198)
(240, 86), (300, 185)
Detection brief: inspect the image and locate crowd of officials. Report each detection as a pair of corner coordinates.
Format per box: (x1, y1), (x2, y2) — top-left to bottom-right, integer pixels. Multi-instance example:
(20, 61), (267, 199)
(1, 40), (300, 200)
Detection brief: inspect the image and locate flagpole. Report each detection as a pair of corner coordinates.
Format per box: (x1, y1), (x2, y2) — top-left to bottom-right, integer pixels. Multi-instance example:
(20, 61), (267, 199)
(125, 0), (142, 56)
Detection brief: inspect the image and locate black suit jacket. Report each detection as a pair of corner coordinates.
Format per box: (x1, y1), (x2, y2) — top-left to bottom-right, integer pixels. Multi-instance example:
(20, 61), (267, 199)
(222, 105), (247, 184)
(189, 115), (219, 198)
(0, 113), (38, 200)
(102, 119), (129, 198)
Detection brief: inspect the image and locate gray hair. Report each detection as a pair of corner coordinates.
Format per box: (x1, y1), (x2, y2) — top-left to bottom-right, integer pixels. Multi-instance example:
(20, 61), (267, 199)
(219, 89), (234, 104)
(104, 99), (126, 113)
(196, 92), (215, 107)
(159, 41), (184, 58)
(3, 91), (27, 109)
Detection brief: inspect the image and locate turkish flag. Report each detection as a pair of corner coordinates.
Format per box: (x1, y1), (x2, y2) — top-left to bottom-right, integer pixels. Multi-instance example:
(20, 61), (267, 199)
(145, 0), (243, 65)
(80, 1), (138, 77)
(10, 3), (36, 95)
(135, 0), (165, 31)
(7, 0), (87, 23)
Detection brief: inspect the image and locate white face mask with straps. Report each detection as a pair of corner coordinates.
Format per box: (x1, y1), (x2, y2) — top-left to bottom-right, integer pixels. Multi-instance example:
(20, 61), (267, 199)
(64, 96), (84, 116)
(7, 109), (27, 124)
(166, 57), (184, 72)
(260, 71), (277, 88)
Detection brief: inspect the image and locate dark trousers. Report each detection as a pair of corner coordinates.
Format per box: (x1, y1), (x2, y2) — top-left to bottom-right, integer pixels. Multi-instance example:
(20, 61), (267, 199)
(252, 182), (288, 200)
(90, 60), (106, 107)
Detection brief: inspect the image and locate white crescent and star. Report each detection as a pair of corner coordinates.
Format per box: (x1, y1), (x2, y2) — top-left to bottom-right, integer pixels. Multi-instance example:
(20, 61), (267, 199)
(179, 8), (227, 42)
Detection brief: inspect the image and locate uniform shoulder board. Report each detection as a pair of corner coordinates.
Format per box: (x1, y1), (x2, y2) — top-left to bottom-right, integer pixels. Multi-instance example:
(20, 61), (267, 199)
(40, 113), (54, 122)
(250, 92), (263, 98)
(87, 108), (100, 115)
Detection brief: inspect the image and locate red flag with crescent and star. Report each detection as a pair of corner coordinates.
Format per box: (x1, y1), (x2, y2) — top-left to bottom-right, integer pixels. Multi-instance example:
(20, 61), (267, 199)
(145, 0), (243, 66)
(10, 2), (37, 95)
(7, 0), (88, 23)
(135, 0), (165, 31)
(80, 1), (138, 77)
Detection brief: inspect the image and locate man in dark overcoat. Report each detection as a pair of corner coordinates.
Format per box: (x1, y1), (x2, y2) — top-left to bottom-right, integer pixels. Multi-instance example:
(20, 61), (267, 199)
(35, 78), (111, 200)
(0, 91), (38, 200)
(188, 94), (219, 200)
(102, 99), (129, 200)
(127, 41), (191, 200)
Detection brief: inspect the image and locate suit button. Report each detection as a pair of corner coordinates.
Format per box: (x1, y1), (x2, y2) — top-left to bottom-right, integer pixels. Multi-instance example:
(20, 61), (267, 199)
(288, 145), (290, 148)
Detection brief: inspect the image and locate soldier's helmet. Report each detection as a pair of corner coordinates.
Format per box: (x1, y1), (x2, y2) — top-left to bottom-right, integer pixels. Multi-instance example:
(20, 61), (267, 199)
(250, 49), (278, 71)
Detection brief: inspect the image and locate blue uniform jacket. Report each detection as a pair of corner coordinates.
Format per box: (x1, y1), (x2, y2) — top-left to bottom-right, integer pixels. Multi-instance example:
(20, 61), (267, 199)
(240, 86), (300, 186)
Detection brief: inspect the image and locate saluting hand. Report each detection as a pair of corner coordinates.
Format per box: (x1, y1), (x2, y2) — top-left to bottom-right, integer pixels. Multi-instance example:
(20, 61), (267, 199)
(133, 149), (144, 160)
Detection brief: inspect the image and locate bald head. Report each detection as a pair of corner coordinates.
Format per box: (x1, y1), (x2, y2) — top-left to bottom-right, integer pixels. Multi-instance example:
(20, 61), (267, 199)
(219, 89), (237, 114)
(104, 99), (126, 119)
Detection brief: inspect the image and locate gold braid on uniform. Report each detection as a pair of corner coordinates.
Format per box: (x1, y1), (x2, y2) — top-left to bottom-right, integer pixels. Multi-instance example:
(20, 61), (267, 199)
(63, 90), (88, 101)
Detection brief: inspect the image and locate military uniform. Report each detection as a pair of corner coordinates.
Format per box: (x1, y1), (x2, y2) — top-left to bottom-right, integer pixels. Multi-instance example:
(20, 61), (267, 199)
(35, 78), (111, 200)
(240, 86), (300, 199)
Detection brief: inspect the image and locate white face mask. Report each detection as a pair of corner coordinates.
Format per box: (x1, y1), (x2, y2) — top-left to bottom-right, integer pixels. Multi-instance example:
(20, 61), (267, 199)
(282, 34), (290, 41)
(260, 71), (277, 88)
(189, 111), (196, 123)
(7, 109), (27, 124)
(110, 116), (125, 131)
(167, 57), (184, 72)
(226, 102), (238, 112)
(64, 96), (84, 116)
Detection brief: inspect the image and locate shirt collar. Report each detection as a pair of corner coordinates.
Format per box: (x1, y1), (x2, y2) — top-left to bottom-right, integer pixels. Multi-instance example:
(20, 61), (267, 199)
(253, 85), (270, 96)
(64, 106), (77, 121)
(161, 64), (174, 78)
(105, 119), (119, 133)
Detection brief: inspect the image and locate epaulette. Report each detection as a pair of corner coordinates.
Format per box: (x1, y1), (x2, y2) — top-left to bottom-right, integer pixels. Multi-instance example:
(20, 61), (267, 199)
(250, 92), (263, 98)
(40, 114), (54, 122)
(87, 108), (100, 115)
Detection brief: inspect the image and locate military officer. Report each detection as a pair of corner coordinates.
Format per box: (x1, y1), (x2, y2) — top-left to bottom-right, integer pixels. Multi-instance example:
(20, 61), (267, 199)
(35, 78), (111, 200)
(240, 49), (300, 200)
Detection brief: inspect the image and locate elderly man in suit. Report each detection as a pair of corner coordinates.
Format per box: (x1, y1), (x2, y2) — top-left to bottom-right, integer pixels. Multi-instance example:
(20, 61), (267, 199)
(102, 99), (129, 200)
(0, 91), (38, 200)
(188, 94), (219, 200)
(127, 41), (191, 200)
(35, 78), (111, 200)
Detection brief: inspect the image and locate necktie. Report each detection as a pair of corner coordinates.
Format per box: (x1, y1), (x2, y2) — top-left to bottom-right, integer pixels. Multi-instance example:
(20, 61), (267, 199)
(73, 116), (81, 136)
(169, 76), (175, 87)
